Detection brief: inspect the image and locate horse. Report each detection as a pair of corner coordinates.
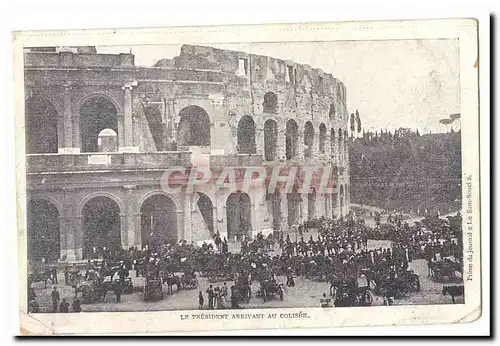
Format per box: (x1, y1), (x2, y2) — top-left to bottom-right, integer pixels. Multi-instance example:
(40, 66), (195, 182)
(163, 273), (182, 295)
(28, 268), (57, 289)
(442, 285), (464, 304)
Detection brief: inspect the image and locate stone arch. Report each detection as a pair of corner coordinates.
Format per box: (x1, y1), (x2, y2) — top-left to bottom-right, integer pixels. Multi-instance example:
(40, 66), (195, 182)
(26, 198), (60, 261)
(177, 105), (211, 146)
(197, 192), (214, 236)
(25, 96), (59, 154)
(79, 95), (119, 153)
(319, 123), (327, 153)
(140, 194), (178, 248)
(285, 119), (299, 160)
(237, 115), (256, 154)
(77, 191), (124, 218)
(264, 119), (278, 161)
(263, 92), (278, 113)
(226, 191), (252, 241)
(137, 190), (182, 213)
(74, 92), (123, 115)
(304, 121), (314, 158)
(81, 196), (122, 258)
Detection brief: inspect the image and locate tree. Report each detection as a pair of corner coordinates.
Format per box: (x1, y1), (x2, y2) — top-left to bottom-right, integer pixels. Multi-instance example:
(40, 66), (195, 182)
(355, 110), (361, 133)
(350, 113), (355, 133)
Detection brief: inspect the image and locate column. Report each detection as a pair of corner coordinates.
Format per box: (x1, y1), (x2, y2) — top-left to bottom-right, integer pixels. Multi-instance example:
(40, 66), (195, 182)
(59, 82), (78, 153)
(324, 131), (331, 163)
(312, 130), (320, 159)
(280, 192), (288, 230)
(124, 185), (139, 249)
(297, 130), (304, 160)
(120, 81), (139, 152)
(62, 188), (78, 261)
(277, 122), (287, 161)
(255, 125), (264, 157)
(183, 193), (192, 242)
(300, 193), (308, 222)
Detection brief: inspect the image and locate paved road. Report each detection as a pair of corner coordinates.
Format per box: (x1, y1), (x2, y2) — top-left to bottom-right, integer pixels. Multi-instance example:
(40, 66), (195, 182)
(29, 240), (462, 313)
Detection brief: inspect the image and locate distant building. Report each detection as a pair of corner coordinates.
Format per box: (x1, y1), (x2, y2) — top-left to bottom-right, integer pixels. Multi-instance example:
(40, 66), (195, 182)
(24, 45), (350, 261)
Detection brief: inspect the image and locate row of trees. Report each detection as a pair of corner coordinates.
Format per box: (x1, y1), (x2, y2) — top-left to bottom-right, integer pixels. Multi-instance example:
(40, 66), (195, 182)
(348, 129), (462, 214)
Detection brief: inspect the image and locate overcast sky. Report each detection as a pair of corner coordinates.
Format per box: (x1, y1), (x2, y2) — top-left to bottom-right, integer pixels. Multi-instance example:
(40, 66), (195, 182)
(98, 39), (460, 133)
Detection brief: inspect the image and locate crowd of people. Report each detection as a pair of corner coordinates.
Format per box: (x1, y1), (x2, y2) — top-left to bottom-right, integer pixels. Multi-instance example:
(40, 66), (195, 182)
(28, 208), (463, 312)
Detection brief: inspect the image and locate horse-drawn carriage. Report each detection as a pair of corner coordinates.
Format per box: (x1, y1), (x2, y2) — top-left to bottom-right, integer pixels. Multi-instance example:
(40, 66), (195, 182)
(428, 258), (462, 283)
(28, 265), (58, 288)
(257, 279), (284, 302)
(144, 276), (164, 301)
(232, 273), (252, 303)
(332, 280), (374, 307)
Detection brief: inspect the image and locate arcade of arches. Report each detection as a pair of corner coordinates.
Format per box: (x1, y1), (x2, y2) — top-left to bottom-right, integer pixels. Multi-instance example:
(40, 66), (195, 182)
(177, 105), (211, 146)
(226, 192), (251, 241)
(140, 194), (177, 249)
(80, 96), (119, 153)
(237, 116), (256, 154)
(25, 97), (59, 154)
(82, 196), (121, 259)
(27, 199), (60, 261)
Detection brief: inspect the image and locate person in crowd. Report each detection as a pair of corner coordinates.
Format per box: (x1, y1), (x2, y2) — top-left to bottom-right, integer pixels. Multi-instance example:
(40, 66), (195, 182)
(51, 286), (60, 313)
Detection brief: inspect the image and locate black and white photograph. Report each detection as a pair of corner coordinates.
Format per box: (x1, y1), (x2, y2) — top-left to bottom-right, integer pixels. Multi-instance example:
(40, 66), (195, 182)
(14, 18), (483, 334)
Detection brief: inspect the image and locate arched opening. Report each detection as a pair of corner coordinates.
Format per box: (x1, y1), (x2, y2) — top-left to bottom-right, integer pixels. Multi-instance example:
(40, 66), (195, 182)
(338, 128), (343, 164)
(82, 196), (121, 258)
(177, 105), (211, 146)
(226, 192), (251, 241)
(264, 119), (278, 161)
(80, 96), (118, 153)
(27, 199), (60, 261)
(339, 185), (345, 216)
(197, 193), (214, 236)
(25, 97), (59, 154)
(285, 119), (298, 160)
(330, 128), (336, 159)
(263, 92), (278, 113)
(308, 188), (316, 221)
(287, 193), (300, 227)
(237, 115), (256, 154)
(140, 194), (177, 249)
(304, 121), (314, 158)
(97, 128), (118, 152)
(319, 123), (327, 153)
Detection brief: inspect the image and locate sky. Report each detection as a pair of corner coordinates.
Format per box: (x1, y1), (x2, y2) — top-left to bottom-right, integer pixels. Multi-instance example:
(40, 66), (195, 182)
(98, 39), (460, 134)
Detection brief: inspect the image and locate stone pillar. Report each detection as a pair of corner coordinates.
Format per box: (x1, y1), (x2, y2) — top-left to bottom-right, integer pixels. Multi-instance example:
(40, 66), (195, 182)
(312, 130), (320, 160)
(59, 82), (79, 153)
(120, 81), (139, 152)
(59, 216), (67, 261)
(324, 131), (331, 163)
(124, 185), (139, 249)
(215, 189), (228, 241)
(280, 192), (288, 230)
(277, 122), (287, 161)
(183, 193), (192, 242)
(255, 125), (264, 158)
(62, 188), (78, 261)
(297, 130), (305, 160)
(301, 193), (309, 222)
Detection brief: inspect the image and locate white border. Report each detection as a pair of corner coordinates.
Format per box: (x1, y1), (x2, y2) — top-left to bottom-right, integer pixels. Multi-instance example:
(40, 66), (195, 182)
(2, 1), (491, 338)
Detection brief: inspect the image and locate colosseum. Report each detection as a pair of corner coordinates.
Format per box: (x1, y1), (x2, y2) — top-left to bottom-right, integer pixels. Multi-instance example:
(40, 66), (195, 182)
(24, 45), (350, 261)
